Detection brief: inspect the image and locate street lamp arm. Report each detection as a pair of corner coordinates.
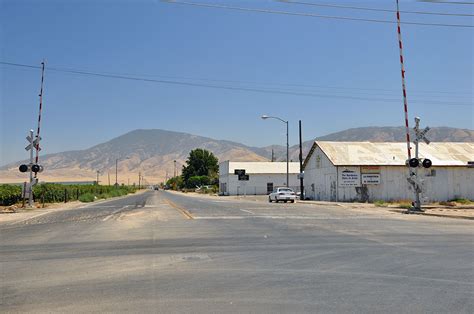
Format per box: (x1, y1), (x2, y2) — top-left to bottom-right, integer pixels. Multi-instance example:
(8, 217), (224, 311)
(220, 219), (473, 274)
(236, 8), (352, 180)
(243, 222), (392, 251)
(262, 115), (288, 124)
(261, 114), (290, 188)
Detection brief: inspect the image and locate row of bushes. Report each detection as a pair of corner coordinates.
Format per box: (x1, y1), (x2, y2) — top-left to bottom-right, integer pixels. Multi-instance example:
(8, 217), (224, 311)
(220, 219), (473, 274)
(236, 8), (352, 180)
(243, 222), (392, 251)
(77, 188), (132, 203)
(0, 183), (138, 206)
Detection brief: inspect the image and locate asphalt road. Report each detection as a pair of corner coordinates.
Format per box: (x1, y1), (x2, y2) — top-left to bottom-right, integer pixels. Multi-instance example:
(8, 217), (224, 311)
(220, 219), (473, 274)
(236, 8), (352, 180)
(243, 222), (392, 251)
(1, 190), (473, 313)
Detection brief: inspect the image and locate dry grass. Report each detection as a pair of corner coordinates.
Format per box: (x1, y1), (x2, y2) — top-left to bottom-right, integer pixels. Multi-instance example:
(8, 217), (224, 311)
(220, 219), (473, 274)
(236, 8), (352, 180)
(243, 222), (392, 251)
(373, 199), (412, 209)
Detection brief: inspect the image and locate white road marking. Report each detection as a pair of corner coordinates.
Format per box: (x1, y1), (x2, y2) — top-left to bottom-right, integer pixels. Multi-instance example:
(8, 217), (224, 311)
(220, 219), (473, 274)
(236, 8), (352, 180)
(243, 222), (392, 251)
(79, 205), (118, 208)
(239, 209), (254, 215)
(102, 205), (131, 221)
(11, 211), (53, 225)
(193, 215), (373, 220)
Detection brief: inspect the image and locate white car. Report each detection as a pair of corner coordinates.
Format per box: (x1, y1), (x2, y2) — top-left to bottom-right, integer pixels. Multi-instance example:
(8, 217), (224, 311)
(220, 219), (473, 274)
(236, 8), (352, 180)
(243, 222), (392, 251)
(268, 187), (297, 203)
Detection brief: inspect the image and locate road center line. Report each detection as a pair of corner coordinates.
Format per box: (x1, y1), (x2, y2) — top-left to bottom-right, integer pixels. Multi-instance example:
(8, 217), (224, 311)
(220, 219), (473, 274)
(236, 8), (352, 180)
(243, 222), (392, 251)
(164, 198), (194, 220)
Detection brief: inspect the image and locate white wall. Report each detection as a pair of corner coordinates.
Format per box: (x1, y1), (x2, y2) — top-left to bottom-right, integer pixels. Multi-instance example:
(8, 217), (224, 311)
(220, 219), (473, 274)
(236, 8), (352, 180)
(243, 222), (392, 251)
(303, 147), (337, 201)
(223, 173), (300, 196)
(219, 161), (300, 195)
(421, 167), (474, 202)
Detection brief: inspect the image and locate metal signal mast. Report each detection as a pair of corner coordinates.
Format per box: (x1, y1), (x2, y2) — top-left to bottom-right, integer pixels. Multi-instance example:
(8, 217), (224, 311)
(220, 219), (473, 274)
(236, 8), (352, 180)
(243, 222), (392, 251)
(35, 61), (45, 176)
(395, 0), (412, 160)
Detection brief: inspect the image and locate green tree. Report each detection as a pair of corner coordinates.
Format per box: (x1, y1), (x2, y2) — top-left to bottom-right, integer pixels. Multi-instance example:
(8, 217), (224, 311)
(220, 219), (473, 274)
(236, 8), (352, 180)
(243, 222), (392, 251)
(166, 176), (184, 190)
(187, 176), (211, 188)
(182, 149), (218, 188)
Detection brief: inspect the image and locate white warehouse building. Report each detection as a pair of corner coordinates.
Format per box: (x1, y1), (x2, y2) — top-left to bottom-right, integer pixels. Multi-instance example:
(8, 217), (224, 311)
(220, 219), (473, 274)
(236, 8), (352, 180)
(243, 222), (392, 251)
(219, 161), (300, 196)
(303, 141), (474, 203)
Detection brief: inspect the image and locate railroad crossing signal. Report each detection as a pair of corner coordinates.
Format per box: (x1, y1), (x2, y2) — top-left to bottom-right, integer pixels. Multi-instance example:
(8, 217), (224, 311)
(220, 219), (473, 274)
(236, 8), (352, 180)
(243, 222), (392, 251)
(407, 158), (432, 169)
(406, 117), (431, 212)
(407, 174), (423, 193)
(19, 164), (29, 172)
(25, 135), (41, 152)
(19, 164), (43, 173)
(32, 164), (43, 173)
(422, 159), (432, 168)
(20, 129), (44, 207)
(21, 131), (43, 174)
(416, 126), (431, 145)
(408, 158), (419, 168)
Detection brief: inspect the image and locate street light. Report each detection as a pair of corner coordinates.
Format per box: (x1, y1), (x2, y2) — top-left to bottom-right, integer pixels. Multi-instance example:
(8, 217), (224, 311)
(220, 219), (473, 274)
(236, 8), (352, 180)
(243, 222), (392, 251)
(261, 115), (289, 187)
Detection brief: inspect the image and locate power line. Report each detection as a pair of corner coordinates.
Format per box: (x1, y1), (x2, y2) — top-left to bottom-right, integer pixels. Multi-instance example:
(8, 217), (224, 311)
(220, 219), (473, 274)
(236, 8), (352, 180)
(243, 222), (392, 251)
(278, 0), (474, 17)
(1, 61), (472, 106)
(42, 67), (472, 97)
(417, 0), (474, 4)
(4, 61), (470, 97)
(162, 0), (474, 28)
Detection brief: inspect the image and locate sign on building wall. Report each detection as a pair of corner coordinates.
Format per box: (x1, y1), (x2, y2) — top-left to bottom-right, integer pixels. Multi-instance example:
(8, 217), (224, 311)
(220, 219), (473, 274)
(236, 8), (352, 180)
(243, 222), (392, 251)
(361, 166), (380, 174)
(361, 174), (381, 185)
(339, 167), (360, 187)
(361, 166), (381, 185)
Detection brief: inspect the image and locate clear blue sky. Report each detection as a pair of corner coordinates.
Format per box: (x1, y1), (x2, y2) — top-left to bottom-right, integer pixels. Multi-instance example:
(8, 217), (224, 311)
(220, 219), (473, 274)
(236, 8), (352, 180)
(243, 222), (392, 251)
(1, 0), (473, 165)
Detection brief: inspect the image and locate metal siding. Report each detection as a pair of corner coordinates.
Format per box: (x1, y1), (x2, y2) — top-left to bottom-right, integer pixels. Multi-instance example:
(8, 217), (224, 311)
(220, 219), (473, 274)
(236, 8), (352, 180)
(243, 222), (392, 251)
(303, 146), (337, 201)
(363, 166), (474, 202)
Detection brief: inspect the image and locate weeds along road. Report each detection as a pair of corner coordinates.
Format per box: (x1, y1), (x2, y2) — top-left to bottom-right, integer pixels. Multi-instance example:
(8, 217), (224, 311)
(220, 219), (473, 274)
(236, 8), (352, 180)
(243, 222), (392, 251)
(1, 190), (473, 313)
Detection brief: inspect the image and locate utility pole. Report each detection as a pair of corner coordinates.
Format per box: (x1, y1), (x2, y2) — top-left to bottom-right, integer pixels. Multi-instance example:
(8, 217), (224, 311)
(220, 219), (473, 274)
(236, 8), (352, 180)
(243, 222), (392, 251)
(271, 149), (274, 162)
(286, 120), (289, 188)
(96, 170), (100, 185)
(138, 172), (141, 189)
(115, 158), (118, 187)
(298, 120), (304, 200)
(174, 160), (177, 178)
(108, 172), (111, 186)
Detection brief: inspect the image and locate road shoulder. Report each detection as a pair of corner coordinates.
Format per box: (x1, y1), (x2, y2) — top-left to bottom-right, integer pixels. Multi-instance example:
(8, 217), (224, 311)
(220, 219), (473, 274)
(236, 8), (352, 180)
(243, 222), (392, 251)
(0, 190), (148, 224)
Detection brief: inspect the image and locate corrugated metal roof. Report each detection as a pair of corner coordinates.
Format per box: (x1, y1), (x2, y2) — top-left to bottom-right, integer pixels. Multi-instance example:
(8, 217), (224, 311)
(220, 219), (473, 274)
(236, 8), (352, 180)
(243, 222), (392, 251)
(305, 141), (474, 167)
(222, 161), (301, 174)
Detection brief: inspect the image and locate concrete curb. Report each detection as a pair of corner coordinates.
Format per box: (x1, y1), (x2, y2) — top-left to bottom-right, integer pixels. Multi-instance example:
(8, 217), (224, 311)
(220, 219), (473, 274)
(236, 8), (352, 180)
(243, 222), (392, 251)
(388, 209), (474, 221)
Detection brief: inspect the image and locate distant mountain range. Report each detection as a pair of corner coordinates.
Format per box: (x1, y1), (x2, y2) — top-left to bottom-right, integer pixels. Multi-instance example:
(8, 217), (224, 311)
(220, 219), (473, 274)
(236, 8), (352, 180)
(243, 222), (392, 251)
(272, 126), (474, 162)
(1, 126), (472, 183)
